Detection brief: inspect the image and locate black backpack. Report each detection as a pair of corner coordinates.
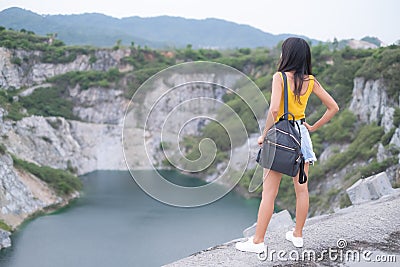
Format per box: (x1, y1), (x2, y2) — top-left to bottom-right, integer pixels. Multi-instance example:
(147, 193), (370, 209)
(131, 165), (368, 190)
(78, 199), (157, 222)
(256, 72), (307, 184)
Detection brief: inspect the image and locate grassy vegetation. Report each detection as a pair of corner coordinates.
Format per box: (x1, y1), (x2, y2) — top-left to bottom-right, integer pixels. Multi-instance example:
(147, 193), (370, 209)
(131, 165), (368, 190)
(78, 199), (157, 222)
(201, 122), (231, 151)
(358, 158), (397, 178)
(11, 155), (82, 196)
(0, 143), (6, 155)
(0, 27), (62, 50)
(127, 65), (170, 97)
(318, 109), (357, 143)
(355, 45), (400, 100)
(0, 89), (26, 120)
(339, 193), (352, 209)
(0, 219), (12, 232)
(18, 86), (76, 119)
(326, 124), (384, 170)
(48, 68), (122, 90)
(394, 108), (400, 127)
(309, 123), (384, 184)
(214, 47), (274, 73)
(0, 28), (96, 64)
(222, 94), (260, 134)
(381, 128), (396, 146)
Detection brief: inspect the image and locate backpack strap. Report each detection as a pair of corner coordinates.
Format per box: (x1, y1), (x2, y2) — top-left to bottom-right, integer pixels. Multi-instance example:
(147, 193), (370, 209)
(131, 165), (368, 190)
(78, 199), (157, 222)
(281, 71), (289, 119)
(299, 157), (307, 184)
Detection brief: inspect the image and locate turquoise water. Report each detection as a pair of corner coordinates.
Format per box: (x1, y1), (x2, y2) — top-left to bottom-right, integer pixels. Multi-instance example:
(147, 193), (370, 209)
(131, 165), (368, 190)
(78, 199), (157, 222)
(0, 170), (260, 267)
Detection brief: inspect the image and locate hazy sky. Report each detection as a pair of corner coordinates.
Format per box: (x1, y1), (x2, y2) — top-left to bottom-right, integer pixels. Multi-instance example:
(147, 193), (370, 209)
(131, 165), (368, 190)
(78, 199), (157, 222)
(0, 0), (399, 44)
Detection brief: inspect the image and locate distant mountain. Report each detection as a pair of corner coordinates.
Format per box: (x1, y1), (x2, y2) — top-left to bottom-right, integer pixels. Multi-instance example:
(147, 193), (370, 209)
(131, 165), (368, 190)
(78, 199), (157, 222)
(0, 7), (318, 48)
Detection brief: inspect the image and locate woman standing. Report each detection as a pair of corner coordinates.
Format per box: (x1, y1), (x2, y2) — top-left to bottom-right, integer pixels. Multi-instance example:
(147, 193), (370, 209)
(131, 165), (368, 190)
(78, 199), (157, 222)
(236, 37), (339, 253)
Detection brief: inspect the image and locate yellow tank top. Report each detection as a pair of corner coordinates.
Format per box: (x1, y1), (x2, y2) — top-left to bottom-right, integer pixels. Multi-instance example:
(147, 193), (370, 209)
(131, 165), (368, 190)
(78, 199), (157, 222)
(275, 72), (314, 122)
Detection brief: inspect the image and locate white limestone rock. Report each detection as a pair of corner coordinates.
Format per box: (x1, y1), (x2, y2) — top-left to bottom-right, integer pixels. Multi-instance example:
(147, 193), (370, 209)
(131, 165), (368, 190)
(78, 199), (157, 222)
(0, 229), (11, 249)
(346, 172), (395, 205)
(390, 128), (400, 149)
(0, 47), (131, 90)
(349, 78), (394, 133)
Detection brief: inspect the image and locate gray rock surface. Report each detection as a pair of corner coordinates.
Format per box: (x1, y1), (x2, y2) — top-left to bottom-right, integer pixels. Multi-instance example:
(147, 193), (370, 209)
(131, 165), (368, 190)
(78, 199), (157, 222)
(349, 77), (395, 133)
(346, 172), (396, 204)
(2, 116), (126, 175)
(0, 47), (131, 89)
(0, 229), (11, 249)
(124, 70), (247, 170)
(390, 128), (400, 151)
(0, 152), (66, 229)
(165, 191), (400, 266)
(69, 85), (129, 125)
(0, 154), (47, 217)
(377, 143), (390, 163)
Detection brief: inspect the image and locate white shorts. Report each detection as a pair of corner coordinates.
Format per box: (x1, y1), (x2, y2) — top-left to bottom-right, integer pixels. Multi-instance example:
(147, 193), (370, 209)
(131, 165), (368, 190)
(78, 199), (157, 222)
(298, 124), (317, 164)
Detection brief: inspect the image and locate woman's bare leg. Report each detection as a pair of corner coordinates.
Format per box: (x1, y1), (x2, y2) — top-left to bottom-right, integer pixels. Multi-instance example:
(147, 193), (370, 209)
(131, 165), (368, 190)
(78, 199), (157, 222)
(253, 169), (282, 244)
(292, 163), (310, 237)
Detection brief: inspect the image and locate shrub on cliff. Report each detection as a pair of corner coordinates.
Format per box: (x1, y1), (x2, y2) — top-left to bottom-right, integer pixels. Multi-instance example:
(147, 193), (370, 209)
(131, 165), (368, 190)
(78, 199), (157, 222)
(0, 220), (11, 232)
(0, 90), (25, 121)
(19, 86), (76, 119)
(48, 68), (122, 90)
(355, 46), (400, 100)
(11, 155), (82, 196)
(0, 143), (6, 155)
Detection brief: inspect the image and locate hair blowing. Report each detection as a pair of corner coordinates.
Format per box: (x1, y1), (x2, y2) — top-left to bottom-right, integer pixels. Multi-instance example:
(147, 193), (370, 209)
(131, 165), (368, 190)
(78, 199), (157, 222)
(277, 37), (313, 104)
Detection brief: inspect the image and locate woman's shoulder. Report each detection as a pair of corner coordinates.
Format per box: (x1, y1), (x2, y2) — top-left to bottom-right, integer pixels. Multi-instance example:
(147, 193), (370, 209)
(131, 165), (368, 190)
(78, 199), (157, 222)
(272, 72), (284, 83)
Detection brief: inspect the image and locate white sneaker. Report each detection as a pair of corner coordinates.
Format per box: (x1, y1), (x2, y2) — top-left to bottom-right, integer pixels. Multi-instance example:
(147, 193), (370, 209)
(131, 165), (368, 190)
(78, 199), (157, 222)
(235, 236), (266, 253)
(285, 229), (304, 248)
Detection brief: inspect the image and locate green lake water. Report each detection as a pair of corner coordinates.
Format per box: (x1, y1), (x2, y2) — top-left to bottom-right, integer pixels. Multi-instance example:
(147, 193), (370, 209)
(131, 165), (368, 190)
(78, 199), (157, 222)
(0, 170), (260, 266)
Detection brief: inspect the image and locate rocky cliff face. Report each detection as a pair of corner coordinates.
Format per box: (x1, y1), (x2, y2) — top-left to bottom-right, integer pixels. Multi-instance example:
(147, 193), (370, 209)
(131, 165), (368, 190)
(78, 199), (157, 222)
(0, 229), (11, 249)
(0, 96), (126, 234)
(349, 77), (400, 154)
(0, 47), (131, 89)
(2, 116), (126, 176)
(124, 71), (243, 170)
(349, 77), (396, 133)
(0, 151), (68, 228)
(0, 153), (47, 222)
(0, 47), (132, 232)
(308, 77), (400, 215)
(0, 107), (83, 230)
(69, 85), (129, 125)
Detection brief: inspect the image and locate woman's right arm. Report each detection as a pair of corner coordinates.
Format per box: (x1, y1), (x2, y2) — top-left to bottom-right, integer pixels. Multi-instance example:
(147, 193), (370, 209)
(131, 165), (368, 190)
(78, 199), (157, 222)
(303, 79), (339, 132)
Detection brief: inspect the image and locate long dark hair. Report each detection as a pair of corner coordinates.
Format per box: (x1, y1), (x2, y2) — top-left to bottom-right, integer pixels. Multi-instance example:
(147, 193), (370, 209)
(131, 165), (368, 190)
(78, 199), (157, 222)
(278, 37), (312, 103)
